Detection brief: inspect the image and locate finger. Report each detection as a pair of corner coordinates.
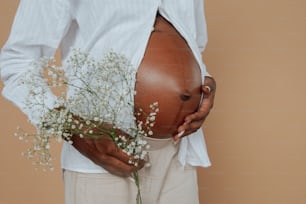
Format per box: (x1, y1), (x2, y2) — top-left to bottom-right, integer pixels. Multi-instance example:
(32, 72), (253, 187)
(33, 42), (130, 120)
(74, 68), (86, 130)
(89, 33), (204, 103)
(183, 109), (208, 126)
(184, 91), (214, 124)
(108, 147), (145, 169)
(99, 157), (141, 177)
(173, 130), (185, 141)
(175, 98), (211, 139)
(174, 119), (204, 140)
(72, 135), (144, 175)
(93, 137), (145, 169)
(173, 77), (216, 141)
(184, 120), (204, 135)
(181, 128), (198, 138)
(111, 148), (146, 171)
(89, 143), (143, 177)
(202, 85), (211, 95)
(102, 149), (146, 172)
(203, 76), (216, 93)
(94, 137), (130, 161)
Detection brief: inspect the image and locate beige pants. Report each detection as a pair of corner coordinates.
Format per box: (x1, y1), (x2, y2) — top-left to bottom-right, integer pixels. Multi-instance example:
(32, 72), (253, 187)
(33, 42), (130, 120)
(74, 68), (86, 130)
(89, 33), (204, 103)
(63, 137), (199, 204)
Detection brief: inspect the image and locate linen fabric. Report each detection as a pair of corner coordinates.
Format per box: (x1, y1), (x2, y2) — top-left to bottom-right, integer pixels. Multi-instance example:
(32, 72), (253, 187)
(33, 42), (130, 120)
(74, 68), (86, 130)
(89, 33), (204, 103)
(0, 0), (211, 173)
(64, 137), (199, 204)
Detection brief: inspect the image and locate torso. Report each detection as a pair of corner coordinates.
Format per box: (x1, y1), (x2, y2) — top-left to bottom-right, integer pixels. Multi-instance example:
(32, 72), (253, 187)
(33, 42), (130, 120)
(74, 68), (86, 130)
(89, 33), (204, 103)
(134, 14), (202, 139)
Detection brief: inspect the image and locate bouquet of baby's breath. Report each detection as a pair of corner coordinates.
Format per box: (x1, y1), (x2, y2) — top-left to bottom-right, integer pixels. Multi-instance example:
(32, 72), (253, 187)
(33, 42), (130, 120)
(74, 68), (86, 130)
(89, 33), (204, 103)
(15, 49), (159, 204)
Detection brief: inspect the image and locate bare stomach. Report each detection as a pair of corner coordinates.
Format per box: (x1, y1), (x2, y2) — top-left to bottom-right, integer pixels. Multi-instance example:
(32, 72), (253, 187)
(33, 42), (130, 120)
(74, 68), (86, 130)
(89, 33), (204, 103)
(134, 15), (202, 139)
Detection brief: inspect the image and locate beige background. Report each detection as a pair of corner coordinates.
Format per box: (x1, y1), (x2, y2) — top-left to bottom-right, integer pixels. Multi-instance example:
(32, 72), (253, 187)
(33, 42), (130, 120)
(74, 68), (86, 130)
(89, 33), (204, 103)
(1, 0), (305, 204)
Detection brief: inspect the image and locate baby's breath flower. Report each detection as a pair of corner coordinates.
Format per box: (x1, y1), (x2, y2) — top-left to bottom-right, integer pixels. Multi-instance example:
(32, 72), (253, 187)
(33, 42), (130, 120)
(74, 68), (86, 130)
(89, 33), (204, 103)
(45, 143), (50, 149)
(16, 49), (159, 204)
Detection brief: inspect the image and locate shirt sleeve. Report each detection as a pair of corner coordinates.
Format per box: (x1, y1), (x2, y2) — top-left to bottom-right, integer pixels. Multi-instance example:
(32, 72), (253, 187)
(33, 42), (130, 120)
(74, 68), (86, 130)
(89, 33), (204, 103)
(0, 0), (72, 125)
(194, 0), (212, 77)
(194, 0), (208, 53)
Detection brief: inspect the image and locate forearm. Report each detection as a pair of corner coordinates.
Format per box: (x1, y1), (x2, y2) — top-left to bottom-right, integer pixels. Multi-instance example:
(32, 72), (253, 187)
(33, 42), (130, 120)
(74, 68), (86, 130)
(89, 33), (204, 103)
(0, 51), (59, 125)
(0, 0), (72, 125)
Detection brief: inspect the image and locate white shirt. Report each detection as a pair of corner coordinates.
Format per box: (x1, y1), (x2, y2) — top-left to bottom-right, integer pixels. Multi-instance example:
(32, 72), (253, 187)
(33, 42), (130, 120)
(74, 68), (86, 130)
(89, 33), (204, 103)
(0, 0), (211, 173)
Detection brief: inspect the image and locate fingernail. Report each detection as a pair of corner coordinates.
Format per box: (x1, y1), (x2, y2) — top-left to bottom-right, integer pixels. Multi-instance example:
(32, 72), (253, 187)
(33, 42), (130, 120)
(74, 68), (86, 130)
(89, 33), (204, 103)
(184, 120), (191, 125)
(177, 130), (185, 138)
(173, 139), (180, 145)
(204, 85), (211, 93)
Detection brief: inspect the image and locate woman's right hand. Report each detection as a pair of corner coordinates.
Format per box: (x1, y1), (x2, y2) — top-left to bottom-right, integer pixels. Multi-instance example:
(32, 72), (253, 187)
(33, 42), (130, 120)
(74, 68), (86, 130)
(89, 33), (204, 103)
(60, 111), (145, 177)
(70, 134), (145, 177)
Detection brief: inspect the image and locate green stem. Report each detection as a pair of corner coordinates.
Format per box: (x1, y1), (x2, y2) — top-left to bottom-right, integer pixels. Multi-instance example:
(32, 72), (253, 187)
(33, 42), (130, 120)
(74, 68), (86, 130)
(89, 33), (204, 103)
(132, 171), (142, 204)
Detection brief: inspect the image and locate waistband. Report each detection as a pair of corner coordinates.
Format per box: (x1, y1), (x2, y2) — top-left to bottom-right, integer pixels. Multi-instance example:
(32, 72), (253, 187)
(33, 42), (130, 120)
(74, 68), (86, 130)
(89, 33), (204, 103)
(144, 136), (174, 151)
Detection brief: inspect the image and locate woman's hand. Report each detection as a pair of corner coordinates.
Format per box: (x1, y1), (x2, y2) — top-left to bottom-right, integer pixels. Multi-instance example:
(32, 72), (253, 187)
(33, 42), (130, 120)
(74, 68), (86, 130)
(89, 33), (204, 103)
(71, 133), (145, 177)
(65, 115), (145, 177)
(173, 76), (216, 142)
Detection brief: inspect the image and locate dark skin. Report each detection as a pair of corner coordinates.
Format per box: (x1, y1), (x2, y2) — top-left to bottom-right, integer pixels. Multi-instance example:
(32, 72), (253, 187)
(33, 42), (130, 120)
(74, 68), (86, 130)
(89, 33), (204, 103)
(69, 76), (216, 177)
(70, 130), (145, 177)
(173, 76), (216, 141)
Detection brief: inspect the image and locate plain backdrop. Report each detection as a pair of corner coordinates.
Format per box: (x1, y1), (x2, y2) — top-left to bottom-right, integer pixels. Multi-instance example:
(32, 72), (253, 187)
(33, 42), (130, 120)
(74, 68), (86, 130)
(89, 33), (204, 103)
(1, 1), (306, 204)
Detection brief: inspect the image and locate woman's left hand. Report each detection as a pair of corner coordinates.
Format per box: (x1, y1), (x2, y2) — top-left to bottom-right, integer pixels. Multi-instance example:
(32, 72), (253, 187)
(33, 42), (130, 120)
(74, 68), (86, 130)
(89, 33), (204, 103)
(173, 76), (216, 142)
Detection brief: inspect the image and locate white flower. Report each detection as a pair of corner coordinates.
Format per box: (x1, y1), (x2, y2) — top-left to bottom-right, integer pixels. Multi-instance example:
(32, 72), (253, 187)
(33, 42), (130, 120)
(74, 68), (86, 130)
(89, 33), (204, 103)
(149, 116), (155, 121)
(16, 49), (158, 196)
(45, 143), (50, 149)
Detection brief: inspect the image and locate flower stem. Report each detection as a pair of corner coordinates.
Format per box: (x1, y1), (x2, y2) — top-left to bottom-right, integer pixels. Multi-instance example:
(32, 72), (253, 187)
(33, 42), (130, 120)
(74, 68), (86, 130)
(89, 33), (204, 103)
(132, 171), (142, 204)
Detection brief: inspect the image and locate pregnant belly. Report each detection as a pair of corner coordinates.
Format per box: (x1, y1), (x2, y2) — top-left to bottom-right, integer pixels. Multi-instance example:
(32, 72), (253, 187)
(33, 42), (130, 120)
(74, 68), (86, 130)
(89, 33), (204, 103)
(134, 15), (202, 139)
